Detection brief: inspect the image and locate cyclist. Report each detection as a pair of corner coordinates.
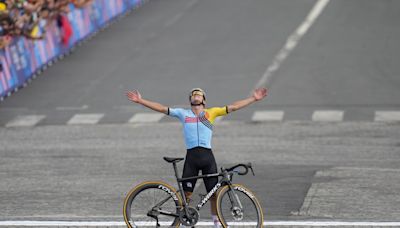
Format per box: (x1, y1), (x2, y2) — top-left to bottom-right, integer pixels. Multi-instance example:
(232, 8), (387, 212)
(126, 87), (267, 227)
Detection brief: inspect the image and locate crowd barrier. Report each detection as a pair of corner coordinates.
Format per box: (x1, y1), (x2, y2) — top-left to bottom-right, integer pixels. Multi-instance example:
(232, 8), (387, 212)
(0, 0), (146, 99)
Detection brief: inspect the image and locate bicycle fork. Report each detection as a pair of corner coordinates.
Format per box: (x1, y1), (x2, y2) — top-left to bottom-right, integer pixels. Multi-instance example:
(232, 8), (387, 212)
(227, 185), (244, 220)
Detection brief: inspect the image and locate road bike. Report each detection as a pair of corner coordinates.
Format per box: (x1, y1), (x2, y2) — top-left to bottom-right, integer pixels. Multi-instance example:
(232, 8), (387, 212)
(123, 157), (263, 227)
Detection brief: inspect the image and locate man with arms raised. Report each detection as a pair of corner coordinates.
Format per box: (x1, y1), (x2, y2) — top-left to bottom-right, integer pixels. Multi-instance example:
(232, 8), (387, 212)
(126, 87), (267, 227)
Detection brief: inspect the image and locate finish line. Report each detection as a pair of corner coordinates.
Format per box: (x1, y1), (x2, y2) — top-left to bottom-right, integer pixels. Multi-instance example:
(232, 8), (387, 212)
(1, 221), (400, 226)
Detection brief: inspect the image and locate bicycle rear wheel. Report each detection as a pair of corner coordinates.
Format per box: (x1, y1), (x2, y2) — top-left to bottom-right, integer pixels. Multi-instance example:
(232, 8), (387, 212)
(123, 181), (182, 228)
(216, 184), (263, 228)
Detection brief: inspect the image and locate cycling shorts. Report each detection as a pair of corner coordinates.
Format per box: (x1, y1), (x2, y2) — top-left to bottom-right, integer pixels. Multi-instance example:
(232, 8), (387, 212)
(182, 147), (218, 193)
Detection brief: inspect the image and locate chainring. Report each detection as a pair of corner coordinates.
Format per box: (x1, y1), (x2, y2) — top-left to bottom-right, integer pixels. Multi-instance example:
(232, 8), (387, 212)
(179, 206), (199, 226)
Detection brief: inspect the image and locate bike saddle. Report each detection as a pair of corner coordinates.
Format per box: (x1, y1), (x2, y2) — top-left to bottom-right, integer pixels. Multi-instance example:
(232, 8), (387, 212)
(163, 157), (184, 163)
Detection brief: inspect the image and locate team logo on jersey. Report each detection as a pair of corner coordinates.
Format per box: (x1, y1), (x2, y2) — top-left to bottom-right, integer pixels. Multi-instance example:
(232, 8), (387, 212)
(184, 116), (198, 123)
(183, 112), (213, 130)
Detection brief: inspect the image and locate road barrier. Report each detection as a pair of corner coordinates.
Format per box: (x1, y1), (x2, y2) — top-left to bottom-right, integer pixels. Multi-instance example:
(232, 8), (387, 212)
(0, 0), (146, 100)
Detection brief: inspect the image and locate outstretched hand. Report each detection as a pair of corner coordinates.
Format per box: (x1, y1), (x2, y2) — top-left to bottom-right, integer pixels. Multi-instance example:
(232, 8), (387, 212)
(126, 90), (142, 103)
(253, 88), (267, 101)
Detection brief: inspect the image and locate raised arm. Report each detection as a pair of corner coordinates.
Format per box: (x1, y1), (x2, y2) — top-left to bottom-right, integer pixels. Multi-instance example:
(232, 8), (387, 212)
(126, 90), (168, 114)
(227, 88), (267, 113)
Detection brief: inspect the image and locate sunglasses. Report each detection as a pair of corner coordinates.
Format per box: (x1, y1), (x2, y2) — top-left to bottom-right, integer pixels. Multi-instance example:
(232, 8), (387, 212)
(191, 91), (204, 97)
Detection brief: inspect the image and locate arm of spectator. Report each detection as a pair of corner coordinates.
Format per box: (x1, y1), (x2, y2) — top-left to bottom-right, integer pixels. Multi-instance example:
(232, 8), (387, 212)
(23, 0), (44, 12)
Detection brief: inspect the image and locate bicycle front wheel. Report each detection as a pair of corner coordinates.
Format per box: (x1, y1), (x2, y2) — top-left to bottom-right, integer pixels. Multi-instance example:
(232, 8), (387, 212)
(123, 181), (183, 228)
(216, 184), (263, 228)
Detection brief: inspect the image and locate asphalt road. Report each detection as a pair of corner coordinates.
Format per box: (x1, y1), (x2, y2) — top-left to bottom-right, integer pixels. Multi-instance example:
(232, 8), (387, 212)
(1, 0), (400, 227)
(1, 122), (399, 224)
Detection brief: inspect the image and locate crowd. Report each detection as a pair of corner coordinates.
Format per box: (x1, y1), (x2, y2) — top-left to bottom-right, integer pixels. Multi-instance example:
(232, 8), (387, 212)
(0, 0), (94, 49)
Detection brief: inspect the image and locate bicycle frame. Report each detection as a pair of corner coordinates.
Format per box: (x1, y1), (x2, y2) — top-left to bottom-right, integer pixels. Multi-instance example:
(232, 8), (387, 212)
(170, 162), (236, 212)
(145, 162), (237, 223)
(135, 160), (256, 228)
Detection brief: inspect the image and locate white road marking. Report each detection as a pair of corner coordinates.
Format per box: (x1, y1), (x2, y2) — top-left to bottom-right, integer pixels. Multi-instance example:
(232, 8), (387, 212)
(375, 111), (400, 122)
(252, 111), (284, 122)
(253, 0), (330, 90)
(1, 220), (400, 226)
(312, 110), (344, 122)
(5, 115), (46, 127)
(67, 114), (104, 125)
(267, 221), (400, 226)
(128, 113), (164, 123)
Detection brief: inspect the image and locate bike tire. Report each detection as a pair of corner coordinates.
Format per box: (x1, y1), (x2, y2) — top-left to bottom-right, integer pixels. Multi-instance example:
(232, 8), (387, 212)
(216, 184), (263, 228)
(123, 181), (183, 228)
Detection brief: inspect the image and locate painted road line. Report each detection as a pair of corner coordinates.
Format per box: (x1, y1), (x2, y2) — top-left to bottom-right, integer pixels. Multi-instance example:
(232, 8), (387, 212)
(375, 111), (400, 122)
(312, 110), (344, 122)
(266, 221), (400, 226)
(253, 0), (330, 90)
(5, 115), (46, 127)
(2, 221), (400, 226)
(128, 113), (164, 123)
(67, 113), (104, 125)
(252, 111), (284, 122)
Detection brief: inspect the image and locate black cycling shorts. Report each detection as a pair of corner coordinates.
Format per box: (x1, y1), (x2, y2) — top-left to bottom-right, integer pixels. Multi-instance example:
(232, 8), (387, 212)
(182, 147), (218, 193)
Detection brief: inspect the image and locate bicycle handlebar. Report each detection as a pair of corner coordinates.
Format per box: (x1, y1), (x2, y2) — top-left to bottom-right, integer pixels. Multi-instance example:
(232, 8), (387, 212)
(225, 163), (255, 176)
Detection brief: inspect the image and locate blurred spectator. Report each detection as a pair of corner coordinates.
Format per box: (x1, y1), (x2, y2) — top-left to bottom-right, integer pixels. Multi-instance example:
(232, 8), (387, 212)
(0, 0), (94, 49)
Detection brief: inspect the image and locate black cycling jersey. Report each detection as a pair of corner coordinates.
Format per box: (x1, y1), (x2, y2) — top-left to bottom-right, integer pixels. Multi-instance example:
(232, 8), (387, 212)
(182, 147), (218, 193)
